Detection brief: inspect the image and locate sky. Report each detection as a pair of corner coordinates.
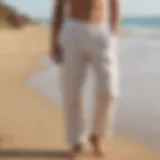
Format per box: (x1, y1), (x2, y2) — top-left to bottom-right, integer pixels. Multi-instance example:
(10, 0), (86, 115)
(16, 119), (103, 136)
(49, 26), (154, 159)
(4, 0), (160, 18)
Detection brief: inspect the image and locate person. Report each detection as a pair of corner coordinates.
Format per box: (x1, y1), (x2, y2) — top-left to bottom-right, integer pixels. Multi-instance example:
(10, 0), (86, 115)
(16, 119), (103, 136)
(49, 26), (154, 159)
(51, 0), (120, 158)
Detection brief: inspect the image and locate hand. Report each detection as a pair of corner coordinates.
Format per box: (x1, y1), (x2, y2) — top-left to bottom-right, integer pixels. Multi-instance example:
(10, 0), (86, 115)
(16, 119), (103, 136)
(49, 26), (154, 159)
(50, 41), (63, 64)
(111, 29), (119, 36)
(111, 27), (119, 36)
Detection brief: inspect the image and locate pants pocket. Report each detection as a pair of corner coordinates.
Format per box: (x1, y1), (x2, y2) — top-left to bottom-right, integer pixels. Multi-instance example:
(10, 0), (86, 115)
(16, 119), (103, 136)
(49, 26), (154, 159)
(87, 29), (110, 53)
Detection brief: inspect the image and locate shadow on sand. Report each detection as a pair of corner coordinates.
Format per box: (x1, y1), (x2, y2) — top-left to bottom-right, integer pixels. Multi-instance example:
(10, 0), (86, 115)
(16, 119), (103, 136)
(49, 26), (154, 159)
(0, 149), (70, 158)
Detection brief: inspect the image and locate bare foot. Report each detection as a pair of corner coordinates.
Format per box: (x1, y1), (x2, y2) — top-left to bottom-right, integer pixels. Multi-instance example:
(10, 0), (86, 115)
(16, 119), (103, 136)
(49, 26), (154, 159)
(89, 134), (107, 157)
(70, 143), (83, 159)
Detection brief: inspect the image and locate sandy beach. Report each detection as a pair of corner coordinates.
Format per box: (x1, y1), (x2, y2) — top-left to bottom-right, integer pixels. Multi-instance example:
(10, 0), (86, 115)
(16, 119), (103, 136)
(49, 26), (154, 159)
(0, 25), (160, 160)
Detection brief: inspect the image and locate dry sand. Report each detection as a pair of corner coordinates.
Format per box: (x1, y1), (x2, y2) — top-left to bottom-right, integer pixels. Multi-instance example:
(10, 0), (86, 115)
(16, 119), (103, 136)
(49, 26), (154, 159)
(0, 25), (159, 160)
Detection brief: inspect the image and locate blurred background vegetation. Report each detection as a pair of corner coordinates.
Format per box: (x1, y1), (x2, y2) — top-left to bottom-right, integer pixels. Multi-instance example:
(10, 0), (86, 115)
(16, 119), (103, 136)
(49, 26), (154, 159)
(0, 0), (34, 29)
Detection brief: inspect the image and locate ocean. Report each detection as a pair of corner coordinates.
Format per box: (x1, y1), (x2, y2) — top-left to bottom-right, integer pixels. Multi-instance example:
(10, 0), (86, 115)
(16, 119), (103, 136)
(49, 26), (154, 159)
(39, 17), (160, 30)
(121, 17), (160, 30)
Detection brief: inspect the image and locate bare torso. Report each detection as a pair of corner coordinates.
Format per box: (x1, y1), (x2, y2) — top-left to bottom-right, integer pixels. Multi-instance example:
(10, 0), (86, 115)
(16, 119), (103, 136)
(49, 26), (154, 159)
(68, 0), (108, 22)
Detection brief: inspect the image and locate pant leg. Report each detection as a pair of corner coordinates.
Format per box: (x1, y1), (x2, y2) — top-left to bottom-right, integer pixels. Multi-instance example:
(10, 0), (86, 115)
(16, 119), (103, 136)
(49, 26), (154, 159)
(60, 32), (87, 145)
(91, 36), (119, 139)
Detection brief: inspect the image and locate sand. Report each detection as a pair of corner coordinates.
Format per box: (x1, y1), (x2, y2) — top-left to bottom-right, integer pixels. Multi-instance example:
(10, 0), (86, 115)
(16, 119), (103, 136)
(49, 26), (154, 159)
(0, 25), (159, 160)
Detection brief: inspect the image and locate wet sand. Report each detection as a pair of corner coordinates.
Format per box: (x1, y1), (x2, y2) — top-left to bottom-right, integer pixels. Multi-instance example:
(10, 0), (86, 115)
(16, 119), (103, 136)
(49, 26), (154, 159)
(0, 25), (159, 160)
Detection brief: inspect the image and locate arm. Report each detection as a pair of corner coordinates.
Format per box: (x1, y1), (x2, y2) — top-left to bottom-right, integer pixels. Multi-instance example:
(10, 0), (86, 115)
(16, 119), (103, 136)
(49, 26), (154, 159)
(110, 0), (120, 34)
(50, 0), (66, 62)
(51, 0), (65, 44)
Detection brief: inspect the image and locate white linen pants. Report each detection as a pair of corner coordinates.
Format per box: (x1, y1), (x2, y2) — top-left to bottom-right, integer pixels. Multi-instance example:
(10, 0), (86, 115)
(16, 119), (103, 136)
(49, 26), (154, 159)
(59, 19), (119, 145)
